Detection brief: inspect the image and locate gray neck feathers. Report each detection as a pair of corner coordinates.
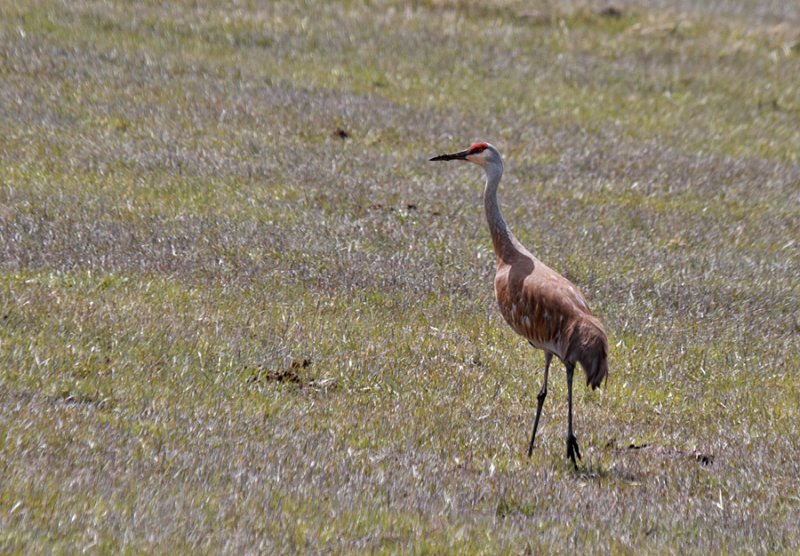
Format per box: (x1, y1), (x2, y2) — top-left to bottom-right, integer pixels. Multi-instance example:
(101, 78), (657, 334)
(482, 160), (516, 261)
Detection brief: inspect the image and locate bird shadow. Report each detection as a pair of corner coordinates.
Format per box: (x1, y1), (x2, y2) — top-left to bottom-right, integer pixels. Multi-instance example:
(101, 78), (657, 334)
(615, 442), (715, 467)
(566, 441), (715, 483)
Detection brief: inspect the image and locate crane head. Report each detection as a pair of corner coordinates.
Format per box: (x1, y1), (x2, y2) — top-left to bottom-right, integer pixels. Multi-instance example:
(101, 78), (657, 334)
(430, 142), (498, 167)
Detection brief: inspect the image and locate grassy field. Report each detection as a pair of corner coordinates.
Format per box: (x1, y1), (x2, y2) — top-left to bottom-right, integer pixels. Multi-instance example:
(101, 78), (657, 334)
(1, 0), (799, 552)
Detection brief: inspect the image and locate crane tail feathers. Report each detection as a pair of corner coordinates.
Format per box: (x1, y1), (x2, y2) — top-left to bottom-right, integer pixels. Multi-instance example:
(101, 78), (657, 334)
(585, 353), (608, 390)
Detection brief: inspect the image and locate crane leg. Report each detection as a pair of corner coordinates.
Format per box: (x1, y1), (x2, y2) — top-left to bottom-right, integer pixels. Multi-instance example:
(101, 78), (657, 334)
(527, 352), (552, 457)
(565, 362), (582, 469)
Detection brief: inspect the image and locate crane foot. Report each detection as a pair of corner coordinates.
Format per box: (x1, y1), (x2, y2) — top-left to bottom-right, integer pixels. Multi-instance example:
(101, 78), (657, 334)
(566, 434), (582, 469)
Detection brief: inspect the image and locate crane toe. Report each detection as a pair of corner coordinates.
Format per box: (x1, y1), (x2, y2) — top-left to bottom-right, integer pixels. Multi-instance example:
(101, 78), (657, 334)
(566, 434), (582, 468)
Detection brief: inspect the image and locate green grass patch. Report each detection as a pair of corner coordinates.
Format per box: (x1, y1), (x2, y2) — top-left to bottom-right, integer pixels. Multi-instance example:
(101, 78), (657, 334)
(1, 0), (799, 552)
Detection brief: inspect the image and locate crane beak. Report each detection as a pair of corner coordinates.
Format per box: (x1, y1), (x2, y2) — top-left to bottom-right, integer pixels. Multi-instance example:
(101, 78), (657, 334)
(429, 149), (470, 162)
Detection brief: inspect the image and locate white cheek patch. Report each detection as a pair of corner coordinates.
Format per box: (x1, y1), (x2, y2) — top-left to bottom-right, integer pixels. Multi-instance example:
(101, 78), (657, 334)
(467, 150), (488, 164)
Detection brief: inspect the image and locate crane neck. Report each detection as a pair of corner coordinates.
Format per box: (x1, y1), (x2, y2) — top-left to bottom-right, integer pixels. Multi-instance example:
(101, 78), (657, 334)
(482, 161), (518, 263)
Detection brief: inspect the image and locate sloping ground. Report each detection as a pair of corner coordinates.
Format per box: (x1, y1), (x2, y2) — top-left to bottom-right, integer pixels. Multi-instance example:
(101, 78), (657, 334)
(1, 0), (798, 552)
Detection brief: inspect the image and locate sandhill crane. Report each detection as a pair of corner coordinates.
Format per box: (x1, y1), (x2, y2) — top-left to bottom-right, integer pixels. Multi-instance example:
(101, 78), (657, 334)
(430, 142), (608, 468)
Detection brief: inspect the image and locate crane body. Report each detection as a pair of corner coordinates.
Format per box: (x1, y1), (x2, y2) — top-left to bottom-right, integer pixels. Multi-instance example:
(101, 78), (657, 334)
(431, 142), (608, 468)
